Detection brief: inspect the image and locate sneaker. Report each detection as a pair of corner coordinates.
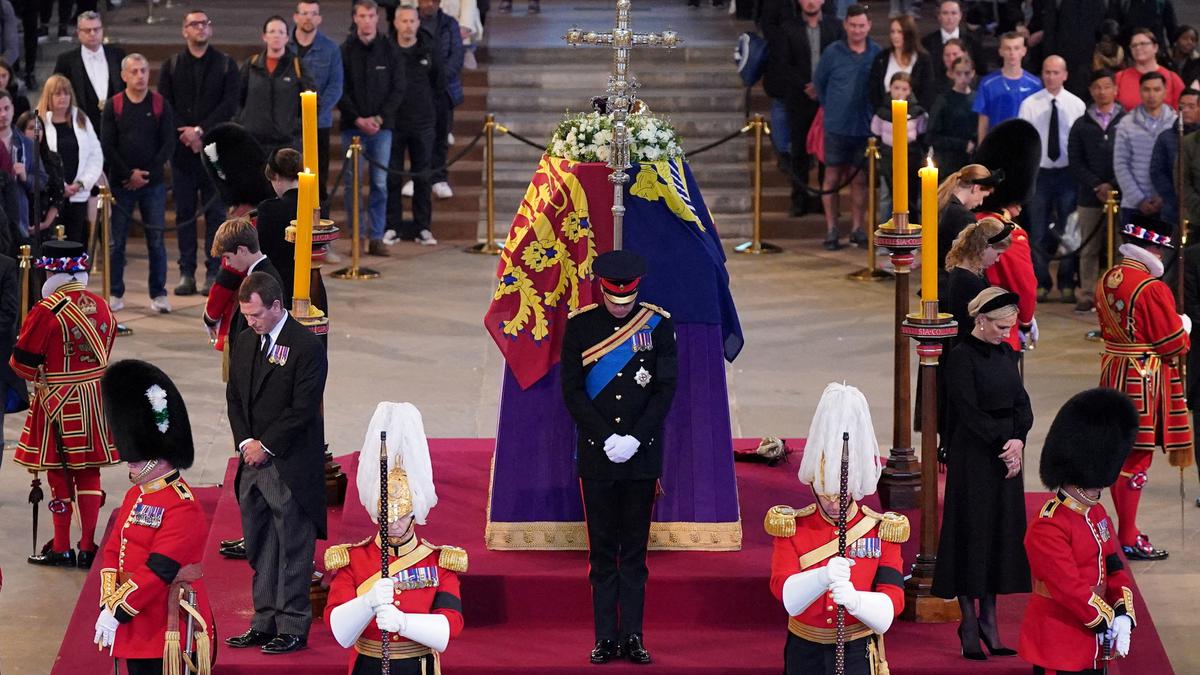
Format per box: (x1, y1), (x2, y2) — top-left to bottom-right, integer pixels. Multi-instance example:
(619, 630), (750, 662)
(367, 239), (391, 257)
(151, 296), (172, 314)
(822, 232), (842, 251)
(849, 229), (869, 248)
(36, 27), (49, 44)
(109, 296), (125, 312)
(174, 275), (197, 296)
(401, 181), (414, 197)
(417, 229), (438, 246)
(383, 229), (399, 244)
(432, 182), (454, 199)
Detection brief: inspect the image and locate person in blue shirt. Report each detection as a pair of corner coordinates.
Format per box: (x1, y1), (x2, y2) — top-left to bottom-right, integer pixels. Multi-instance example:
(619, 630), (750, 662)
(973, 32), (1041, 145)
(291, 0), (344, 219)
(813, 3), (880, 251)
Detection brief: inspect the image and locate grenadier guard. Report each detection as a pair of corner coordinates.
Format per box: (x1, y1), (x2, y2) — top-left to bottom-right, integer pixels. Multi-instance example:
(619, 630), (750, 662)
(1019, 388), (1140, 673)
(767, 383), (908, 675)
(93, 360), (215, 675)
(560, 249), (678, 665)
(324, 402), (466, 674)
(1096, 213), (1193, 560)
(14, 240), (118, 568)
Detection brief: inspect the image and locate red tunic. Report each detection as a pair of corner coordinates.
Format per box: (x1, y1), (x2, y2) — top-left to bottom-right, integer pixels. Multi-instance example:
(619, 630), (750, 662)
(201, 261), (245, 352)
(11, 281), (117, 469)
(1019, 493), (1136, 672)
(99, 472), (215, 660)
(768, 503), (906, 645)
(324, 535), (465, 672)
(1096, 257), (1191, 455)
(981, 217), (1037, 352)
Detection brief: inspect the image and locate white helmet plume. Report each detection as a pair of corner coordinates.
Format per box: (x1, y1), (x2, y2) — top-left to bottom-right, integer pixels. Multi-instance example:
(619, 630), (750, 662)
(797, 382), (882, 500)
(356, 402), (438, 525)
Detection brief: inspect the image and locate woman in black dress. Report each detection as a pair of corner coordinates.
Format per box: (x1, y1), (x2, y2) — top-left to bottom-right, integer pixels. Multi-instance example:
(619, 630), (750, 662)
(935, 164), (1000, 293)
(942, 216), (1012, 343)
(933, 286), (1032, 661)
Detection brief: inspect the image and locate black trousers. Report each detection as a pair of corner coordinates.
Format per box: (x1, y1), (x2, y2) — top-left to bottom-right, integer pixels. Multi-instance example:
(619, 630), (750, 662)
(351, 654), (436, 674)
(581, 477), (656, 641)
(387, 124), (434, 238)
(124, 658), (163, 675)
(60, 201), (89, 249)
(431, 96), (454, 184)
(784, 633), (873, 675)
(171, 149), (226, 280)
(16, 0), (38, 76)
(785, 93), (820, 208)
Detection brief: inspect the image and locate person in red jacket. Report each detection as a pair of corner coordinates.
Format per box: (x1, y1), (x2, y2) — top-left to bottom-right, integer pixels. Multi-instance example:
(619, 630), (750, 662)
(14, 240), (118, 568)
(1019, 387), (1140, 673)
(1096, 214), (1192, 560)
(92, 359), (215, 675)
(767, 382), (907, 675)
(324, 402), (465, 674)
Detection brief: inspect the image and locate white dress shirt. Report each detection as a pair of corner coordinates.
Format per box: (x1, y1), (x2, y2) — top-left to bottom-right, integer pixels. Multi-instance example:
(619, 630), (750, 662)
(80, 46), (109, 103)
(1018, 87), (1085, 169)
(940, 27), (960, 43)
(238, 309), (289, 455)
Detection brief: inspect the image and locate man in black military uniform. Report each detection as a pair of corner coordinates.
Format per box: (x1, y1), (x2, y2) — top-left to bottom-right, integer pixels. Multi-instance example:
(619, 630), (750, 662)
(560, 250), (678, 666)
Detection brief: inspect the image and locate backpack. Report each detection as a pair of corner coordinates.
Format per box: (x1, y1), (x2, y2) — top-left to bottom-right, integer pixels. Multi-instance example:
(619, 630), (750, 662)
(111, 90), (164, 120)
(250, 52), (303, 80)
(734, 32), (768, 88)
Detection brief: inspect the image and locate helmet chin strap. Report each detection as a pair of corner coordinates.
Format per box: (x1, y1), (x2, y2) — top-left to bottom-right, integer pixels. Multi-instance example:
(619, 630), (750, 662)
(130, 459), (160, 484)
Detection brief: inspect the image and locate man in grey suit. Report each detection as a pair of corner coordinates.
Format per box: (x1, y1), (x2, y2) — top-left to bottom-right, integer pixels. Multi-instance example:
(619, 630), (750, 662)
(224, 271), (328, 654)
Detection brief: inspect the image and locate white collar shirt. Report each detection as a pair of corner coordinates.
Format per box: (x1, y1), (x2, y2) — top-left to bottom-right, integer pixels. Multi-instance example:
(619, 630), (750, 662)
(1017, 88), (1086, 169)
(81, 46), (109, 103)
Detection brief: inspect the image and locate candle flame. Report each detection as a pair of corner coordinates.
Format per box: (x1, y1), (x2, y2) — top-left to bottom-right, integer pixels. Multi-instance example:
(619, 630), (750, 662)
(925, 158), (935, 169)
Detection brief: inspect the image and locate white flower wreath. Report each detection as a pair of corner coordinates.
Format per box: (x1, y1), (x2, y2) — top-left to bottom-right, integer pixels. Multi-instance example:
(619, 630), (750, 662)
(548, 111), (684, 164)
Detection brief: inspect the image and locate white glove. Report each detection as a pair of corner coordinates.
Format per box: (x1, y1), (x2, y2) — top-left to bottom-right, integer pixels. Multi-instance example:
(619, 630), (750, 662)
(375, 604), (407, 633)
(330, 593), (377, 648)
(1030, 318), (1039, 344)
(1180, 314), (1193, 335)
(603, 433), (620, 453)
(400, 613), (452, 652)
(93, 607), (118, 649)
(1107, 614), (1132, 657)
(829, 579), (862, 613)
(782, 568), (829, 615)
(820, 557), (854, 585)
(368, 578), (395, 609)
(608, 435), (641, 463)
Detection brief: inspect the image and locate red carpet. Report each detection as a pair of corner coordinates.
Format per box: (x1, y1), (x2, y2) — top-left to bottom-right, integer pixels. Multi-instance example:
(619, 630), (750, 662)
(51, 440), (1174, 674)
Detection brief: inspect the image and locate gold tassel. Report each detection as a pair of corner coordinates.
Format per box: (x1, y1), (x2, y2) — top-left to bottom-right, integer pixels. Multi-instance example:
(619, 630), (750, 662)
(764, 505), (797, 538)
(194, 630), (212, 675)
(163, 630), (181, 675)
(874, 634), (891, 675)
(1168, 447), (1193, 468)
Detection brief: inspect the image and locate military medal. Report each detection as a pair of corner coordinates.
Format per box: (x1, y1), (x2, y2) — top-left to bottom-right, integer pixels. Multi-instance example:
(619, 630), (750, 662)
(632, 328), (654, 352)
(268, 344), (290, 366)
(1097, 518), (1111, 543)
(635, 367), (651, 387)
(394, 565), (440, 590)
(131, 503), (165, 528)
(848, 537), (881, 559)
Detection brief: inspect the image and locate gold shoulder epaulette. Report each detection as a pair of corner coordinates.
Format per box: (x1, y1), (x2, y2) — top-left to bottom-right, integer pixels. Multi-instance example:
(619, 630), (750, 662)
(764, 504), (812, 537)
(1039, 498), (1060, 519)
(324, 536), (371, 571)
(171, 482), (194, 501)
(862, 506), (910, 543)
(426, 542), (468, 573)
(639, 302), (671, 318)
(569, 303), (598, 318)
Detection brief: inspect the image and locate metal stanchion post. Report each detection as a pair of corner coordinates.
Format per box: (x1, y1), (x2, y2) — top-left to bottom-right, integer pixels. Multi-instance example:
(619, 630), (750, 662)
(332, 136), (380, 280)
(18, 244), (30, 325)
(98, 185), (132, 336)
(144, 0), (165, 24)
(847, 138), (891, 281)
(1087, 189), (1121, 342)
(735, 114), (781, 254)
(468, 114), (502, 255)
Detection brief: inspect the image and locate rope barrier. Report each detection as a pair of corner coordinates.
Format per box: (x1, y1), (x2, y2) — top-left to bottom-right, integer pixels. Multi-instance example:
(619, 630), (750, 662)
(357, 128), (486, 179)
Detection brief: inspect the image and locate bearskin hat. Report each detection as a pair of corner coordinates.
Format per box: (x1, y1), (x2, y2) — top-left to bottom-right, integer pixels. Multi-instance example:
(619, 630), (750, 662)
(101, 360), (194, 468)
(201, 123), (277, 209)
(976, 119), (1041, 212)
(1039, 388), (1136, 490)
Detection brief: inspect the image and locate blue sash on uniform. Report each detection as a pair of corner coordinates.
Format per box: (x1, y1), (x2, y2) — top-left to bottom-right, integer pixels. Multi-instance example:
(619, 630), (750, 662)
(585, 314), (661, 399)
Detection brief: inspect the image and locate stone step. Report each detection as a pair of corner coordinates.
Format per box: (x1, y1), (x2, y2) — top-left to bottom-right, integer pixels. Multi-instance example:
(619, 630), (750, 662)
(478, 44), (733, 66)
(480, 89), (745, 114)
(485, 64), (744, 89)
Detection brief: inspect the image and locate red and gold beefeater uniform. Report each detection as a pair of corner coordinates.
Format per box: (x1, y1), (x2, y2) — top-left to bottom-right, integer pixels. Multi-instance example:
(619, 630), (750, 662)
(1019, 492), (1136, 672)
(1096, 256), (1192, 547)
(767, 503), (908, 675)
(324, 535), (466, 675)
(12, 280), (117, 554)
(99, 471), (215, 663)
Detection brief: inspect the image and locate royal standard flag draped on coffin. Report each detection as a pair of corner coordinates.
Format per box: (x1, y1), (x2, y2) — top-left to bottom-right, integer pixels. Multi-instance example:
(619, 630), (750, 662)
(484, 155), (743, 389)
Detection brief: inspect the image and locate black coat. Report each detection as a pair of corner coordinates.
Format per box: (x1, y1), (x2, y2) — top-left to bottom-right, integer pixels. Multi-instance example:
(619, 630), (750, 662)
(867, 49), (936, 109)
(1029, 0), (1111, 99)
(1067, 106), (1126, 207)
(932, 335), (1033, 599)
(760, 13), (843, 101)
(920, 27), (986, 76)
(53, 45), (124, 134)
(942, 263), (989, 345)
(254, 190), (298, 304)
(234, 51), (313, 150)
(157, 46), (240, 160)
(938, 200), (981, 291)
(338, 33), (406, 132)
(561, 304), (678, 481)
(1184, 241), (1200, 409)
(217, 256), (284, 354)
(227, 314), (329, 538)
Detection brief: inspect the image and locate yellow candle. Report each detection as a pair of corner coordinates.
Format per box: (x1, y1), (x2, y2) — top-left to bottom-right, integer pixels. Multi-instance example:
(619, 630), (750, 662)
(891, 99), (908, 215)
(294, 172), (316, 303)
(919, 160), (938, 304)
(300, 91), (319, 208)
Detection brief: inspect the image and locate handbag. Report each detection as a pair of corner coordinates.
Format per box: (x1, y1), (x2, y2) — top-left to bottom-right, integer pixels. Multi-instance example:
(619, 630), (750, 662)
(806, 107), (825, 165)
(733, 32), (768, 88)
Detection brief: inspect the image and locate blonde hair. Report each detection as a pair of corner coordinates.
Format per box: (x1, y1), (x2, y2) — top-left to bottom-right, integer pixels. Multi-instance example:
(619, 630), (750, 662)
(945, 216), (1010, 271)
(968, 286), (1019, 320)
(937, 164), (992, 212)
(36, 74), (88, 128)
(211, 217), (259, 258)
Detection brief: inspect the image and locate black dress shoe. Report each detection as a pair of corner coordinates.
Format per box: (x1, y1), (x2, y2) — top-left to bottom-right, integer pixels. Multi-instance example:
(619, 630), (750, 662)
(225, 628), (275, 648)
(261, 633), (307, 654)
(220, 541), (247, 559)
(1123, 534), (1168, 561)
(623, 634), (652, 665)
(220, 537), (244, 549)
(589, 639), (621, 664)
(28, 548), (76, 567)
(77, 549), (97, 569)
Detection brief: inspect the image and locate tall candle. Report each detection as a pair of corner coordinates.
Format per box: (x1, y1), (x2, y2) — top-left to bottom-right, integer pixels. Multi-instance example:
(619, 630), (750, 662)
(891, 99), (908, 215)
(300, 91), (319, 208)
(294, 172), (316, 303)
(919, 160), (938, 304)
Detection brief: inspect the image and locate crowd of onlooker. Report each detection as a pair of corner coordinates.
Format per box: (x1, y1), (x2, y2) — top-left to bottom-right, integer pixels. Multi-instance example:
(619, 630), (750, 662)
(0, 0), (483, 319)
(759, 0), (1199, 312)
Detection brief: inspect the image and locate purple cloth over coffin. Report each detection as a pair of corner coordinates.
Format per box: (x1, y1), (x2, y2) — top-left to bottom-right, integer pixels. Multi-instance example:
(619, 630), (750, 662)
(489, 323), (739, 526)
